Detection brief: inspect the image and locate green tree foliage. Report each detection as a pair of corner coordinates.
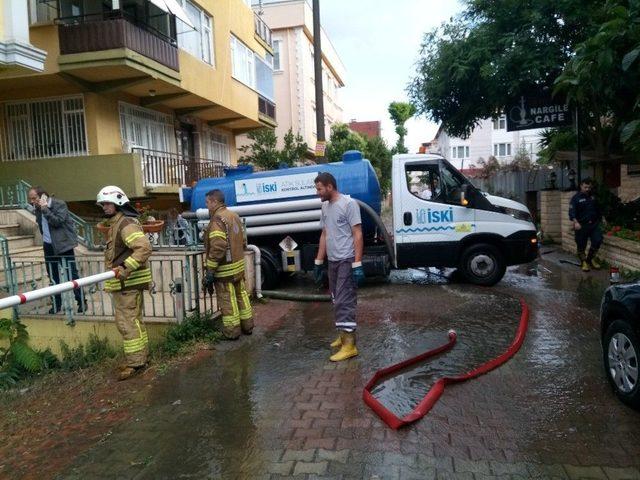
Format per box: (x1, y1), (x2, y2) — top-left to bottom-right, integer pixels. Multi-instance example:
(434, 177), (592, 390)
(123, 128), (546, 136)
(239, 128), (308, 170)
(364, 135), (393, 195)
(387, 101), (416, 153)
(555, 0), (640, 156)
(326, 123), (366, 163)
(409, 0), (603, 139)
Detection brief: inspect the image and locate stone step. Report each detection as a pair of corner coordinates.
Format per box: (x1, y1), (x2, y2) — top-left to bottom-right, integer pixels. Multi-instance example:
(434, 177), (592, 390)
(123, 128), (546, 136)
(5, 235), (35, 250)
(0, 223), (20, 237)
(7, 245), (43, 258)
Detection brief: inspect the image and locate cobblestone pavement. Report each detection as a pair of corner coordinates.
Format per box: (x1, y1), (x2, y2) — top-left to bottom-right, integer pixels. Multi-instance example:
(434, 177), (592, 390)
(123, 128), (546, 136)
(48, 253), (640, 479)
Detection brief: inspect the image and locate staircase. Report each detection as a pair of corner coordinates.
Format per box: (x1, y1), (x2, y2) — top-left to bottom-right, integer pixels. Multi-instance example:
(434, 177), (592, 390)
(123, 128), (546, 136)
(0, 209), (44, 292)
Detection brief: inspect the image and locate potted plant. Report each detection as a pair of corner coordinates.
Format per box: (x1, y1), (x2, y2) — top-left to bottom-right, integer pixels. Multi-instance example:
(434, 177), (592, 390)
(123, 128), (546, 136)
(137, 203), (165, 233)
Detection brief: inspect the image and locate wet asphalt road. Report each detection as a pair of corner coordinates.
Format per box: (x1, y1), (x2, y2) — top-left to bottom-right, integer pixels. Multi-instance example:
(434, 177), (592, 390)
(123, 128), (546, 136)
(57, 252), (640, 480)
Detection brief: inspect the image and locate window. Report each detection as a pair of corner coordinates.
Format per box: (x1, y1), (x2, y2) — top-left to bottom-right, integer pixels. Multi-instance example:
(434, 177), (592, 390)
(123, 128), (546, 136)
(255, 53), (274, 101)
(231, 35), (256, 88)
(493, 143), (512, 157)
(119, 102), (175, 153)
(177, 0), (213, 64)
(2, 96), (87, 160)
(29, 0), (57, 24)
(203, 129), (230, 165)
(273, 40), (282, 71)
(405, 163), (443, 202)
(451, 146), (470, 159)
(492, 116), (506, 130)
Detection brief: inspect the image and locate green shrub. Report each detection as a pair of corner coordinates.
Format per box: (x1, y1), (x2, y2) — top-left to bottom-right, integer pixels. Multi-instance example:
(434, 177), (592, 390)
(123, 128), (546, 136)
(0, 317), (43, 389)
(59, 334), (117, 371)
(157, 312), (221, 356)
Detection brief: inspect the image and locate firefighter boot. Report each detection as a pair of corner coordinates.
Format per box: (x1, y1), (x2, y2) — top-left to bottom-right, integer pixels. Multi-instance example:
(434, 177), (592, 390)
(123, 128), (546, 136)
(330, 332), (343, 349)
(578, 251), (590, 272)
(588, 249), (601, 270)
(330, 332), (358, 362)
(117, 364), (146, 381)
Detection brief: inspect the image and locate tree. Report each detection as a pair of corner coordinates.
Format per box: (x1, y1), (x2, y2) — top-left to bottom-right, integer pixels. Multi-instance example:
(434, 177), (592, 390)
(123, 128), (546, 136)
(363, 135), (393, 195)
(238, 128), (280, 170)
(239, 128), (309, 170)
(409, 0), (604, 139)
(326, 123), (366, 163)
(387, 101), (416, 154)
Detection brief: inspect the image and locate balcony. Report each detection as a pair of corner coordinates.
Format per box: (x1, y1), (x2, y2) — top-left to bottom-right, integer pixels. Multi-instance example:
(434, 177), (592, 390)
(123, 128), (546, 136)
(254, 13), (273, 50)
(135, 148), (225, 188)
(258, 95), (276, 125)
(58, 12), (179, 72)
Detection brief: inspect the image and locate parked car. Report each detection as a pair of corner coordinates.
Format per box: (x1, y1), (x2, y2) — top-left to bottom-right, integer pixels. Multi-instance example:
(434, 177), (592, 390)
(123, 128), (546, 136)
(601, 281), (640, 409)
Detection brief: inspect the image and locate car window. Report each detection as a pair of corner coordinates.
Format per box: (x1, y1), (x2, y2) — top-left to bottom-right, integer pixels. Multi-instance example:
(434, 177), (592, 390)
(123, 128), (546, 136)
(405, 163), (444, 203)
(439, 162), (466, 204)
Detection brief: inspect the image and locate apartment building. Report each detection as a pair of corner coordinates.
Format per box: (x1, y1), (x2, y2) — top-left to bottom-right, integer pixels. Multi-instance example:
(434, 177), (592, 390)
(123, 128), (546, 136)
(238, 0), (345, 155)
(435, 116), (545, 170)
(0, 0), (275, 208)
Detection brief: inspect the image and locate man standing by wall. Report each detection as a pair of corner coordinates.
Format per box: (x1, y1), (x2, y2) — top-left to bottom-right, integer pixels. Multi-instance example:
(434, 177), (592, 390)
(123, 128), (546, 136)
(202, 189), (253, 340)
(28, 186), (85, 314)
(97, 185), (152, 380)
(314, 172), (365, 362)
(569, 178), (603, 272)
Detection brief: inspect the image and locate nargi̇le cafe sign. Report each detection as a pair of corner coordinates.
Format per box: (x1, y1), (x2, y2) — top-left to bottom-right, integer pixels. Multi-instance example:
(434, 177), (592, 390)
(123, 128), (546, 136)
(506, 95), (572, 132)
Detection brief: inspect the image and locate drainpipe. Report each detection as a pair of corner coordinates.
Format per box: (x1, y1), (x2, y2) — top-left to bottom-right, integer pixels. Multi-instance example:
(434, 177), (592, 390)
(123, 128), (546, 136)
(246, 244), (263, 299)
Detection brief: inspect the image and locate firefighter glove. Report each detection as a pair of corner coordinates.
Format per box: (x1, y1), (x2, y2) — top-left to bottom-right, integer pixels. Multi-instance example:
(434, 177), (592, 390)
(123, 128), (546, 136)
(114, 266), (130, 280)
(352, 262), (365, 287)
(313, 259), (327, 286)
(202, 270), (215, 295)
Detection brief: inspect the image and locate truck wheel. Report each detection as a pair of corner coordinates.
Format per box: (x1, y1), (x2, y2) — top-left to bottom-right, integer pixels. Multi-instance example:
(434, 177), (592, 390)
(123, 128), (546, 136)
(603, 320), (640, 410)
(460, 243), (506, 286)
(260, 248), (280, 290)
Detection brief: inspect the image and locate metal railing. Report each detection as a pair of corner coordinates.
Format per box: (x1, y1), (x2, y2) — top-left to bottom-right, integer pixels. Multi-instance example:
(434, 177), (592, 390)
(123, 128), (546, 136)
(254, 13), (273, 48)
(134, 148), (225, 187)
(10, 252), (215, 325)
(0, 180), (100, 250)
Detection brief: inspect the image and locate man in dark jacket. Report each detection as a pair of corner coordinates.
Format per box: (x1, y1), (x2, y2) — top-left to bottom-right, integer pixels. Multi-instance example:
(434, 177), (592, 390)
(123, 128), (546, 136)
(569, 178), (603, 272)
(28, 186), (85, 313)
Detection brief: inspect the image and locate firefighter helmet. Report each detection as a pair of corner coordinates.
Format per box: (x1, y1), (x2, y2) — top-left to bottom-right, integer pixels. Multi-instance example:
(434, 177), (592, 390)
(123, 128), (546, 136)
(96, 186), (129, 206)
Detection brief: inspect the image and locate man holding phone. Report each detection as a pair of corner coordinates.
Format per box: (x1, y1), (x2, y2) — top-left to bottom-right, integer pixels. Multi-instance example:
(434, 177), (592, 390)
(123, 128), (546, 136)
(28, 186), (85, 314)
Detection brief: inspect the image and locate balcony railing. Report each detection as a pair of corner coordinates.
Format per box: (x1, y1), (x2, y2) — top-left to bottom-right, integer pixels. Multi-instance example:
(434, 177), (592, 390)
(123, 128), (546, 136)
(258, 95), (276, 122)
(134, 148), (225, 187)
(58, 11), (179, 72)
(254, 13), (273, 49)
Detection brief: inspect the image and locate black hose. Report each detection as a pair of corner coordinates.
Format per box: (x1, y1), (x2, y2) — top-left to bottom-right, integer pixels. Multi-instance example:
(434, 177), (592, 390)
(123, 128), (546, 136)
(354, 199), (396, 268)
(261, 290), (331, 302)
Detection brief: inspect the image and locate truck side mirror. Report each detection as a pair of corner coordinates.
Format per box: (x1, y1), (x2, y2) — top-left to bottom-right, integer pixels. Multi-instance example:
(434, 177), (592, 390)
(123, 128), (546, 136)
(461, 184), (473, 208)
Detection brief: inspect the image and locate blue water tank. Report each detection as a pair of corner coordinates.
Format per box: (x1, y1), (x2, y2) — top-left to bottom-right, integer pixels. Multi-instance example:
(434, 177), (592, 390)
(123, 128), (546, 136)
(188, 150), (381, 235)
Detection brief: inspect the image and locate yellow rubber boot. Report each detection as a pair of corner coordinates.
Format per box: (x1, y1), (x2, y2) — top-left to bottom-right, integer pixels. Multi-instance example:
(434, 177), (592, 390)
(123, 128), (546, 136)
(330, 332), (358, 362)
(330, 333), (343, 349)
(590, 257), (602, 270)
(581, 260), (591, 272)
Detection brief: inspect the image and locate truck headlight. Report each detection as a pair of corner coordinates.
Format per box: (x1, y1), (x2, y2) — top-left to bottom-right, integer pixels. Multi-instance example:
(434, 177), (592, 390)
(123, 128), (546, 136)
(501, 207), (533, 223)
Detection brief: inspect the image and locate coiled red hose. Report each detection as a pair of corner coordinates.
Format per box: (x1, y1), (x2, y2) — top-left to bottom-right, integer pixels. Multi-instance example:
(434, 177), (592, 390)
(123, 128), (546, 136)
(363, 299), (530, 429)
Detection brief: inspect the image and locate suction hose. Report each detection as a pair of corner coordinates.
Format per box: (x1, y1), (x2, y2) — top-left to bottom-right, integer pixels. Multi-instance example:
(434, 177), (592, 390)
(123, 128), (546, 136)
(261, 290), (331, 302)
(354, 199), (396, 268)
(363, 299), (530, 429)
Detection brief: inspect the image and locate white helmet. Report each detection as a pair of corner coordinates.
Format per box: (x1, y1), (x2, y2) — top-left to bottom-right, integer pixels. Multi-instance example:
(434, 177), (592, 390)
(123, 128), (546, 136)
(96, 185), (129, 206)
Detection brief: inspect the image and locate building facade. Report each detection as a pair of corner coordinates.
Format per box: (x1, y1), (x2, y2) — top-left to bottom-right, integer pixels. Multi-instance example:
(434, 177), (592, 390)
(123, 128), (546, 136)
(435, 116), (545, 170)
(0, 0), (275, 206)
(348, 120), (380, 139)
(239, 0), (345, 155)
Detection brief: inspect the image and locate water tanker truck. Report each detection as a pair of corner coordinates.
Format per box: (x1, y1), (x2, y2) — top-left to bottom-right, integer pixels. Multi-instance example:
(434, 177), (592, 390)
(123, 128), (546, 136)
(180, 151), (538, 288)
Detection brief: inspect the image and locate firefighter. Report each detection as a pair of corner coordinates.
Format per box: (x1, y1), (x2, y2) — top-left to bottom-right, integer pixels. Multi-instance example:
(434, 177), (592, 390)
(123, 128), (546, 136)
(97, 186), (152, 380)
(202, 189), (253, 339)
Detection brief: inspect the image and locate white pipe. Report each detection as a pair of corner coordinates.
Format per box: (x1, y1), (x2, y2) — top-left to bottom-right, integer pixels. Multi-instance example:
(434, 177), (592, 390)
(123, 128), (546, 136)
(193, 198), (324, 219)
(244, 209), (321, 226)
(245, 244), (263, 299)
(0, 270), (116, 310)
(246, 221), (321, 237)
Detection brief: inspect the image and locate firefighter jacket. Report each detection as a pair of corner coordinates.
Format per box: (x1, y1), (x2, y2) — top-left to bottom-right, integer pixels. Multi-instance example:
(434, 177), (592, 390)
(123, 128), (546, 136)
(205, 205), (246, 282)
(103, 212), (153, 292)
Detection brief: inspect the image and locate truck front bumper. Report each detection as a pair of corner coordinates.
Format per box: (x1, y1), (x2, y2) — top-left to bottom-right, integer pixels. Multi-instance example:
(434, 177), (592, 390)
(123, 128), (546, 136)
(503, 230), (539, 265)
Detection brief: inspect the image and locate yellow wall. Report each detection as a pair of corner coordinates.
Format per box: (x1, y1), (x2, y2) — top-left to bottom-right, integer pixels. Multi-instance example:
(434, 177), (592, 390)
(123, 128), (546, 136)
(0, 153), (146, 201)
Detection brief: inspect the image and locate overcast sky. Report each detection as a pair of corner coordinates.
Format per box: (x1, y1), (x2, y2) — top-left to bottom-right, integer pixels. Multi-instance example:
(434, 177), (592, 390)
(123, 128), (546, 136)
(318, 0), (462, 152)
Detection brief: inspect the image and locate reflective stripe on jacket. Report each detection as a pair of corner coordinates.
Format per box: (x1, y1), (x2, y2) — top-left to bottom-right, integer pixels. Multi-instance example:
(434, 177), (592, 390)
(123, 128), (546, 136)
(103, 212), (153, 292)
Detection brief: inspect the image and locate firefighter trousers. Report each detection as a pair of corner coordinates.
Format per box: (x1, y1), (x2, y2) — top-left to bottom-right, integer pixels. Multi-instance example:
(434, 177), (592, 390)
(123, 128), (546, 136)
(112, 290), (149, 367)
(215, 278), (253, 339)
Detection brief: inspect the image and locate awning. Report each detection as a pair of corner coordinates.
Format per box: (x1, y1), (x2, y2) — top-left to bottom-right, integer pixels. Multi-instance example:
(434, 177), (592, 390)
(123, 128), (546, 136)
(148, 0), (196, 29)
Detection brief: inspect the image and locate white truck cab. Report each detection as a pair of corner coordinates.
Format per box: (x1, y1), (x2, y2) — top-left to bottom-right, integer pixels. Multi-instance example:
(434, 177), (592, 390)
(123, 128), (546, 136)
(392, 154), (537, 285)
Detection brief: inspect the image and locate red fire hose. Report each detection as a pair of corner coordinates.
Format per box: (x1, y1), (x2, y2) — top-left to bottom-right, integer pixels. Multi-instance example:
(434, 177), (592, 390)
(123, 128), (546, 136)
(363, 299), (529, 429)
